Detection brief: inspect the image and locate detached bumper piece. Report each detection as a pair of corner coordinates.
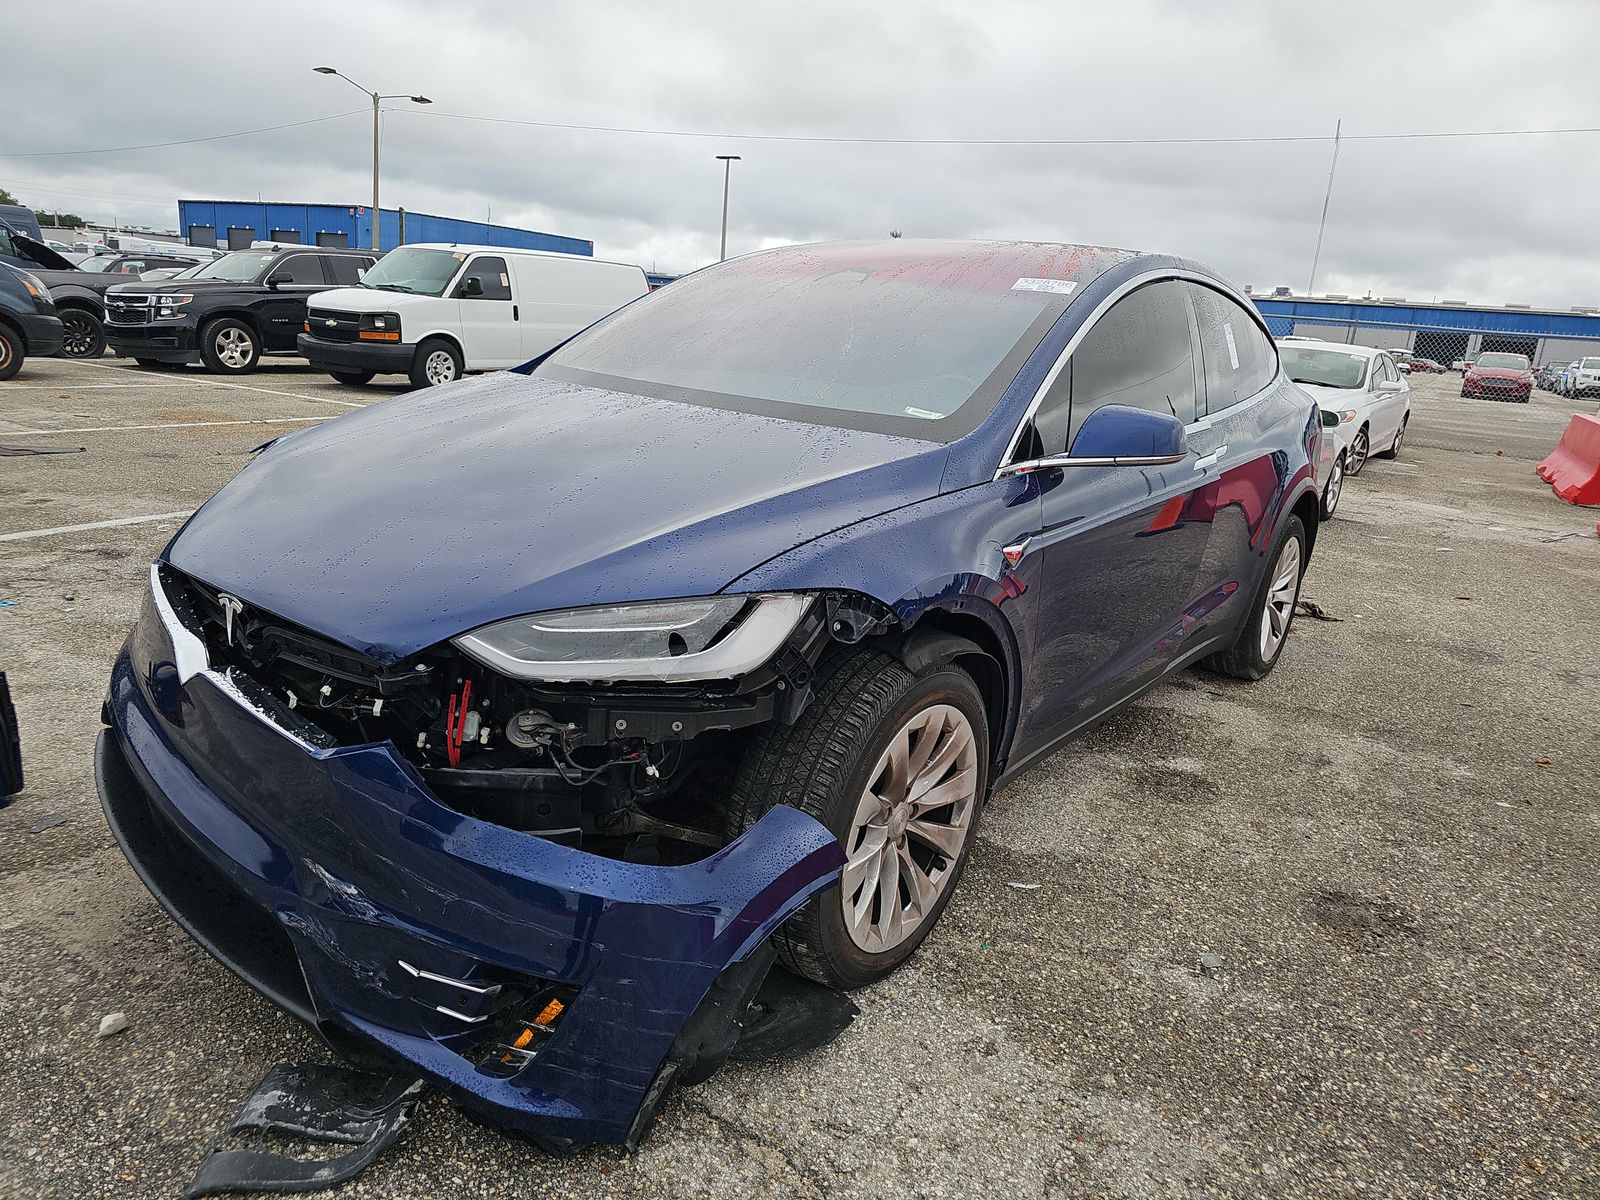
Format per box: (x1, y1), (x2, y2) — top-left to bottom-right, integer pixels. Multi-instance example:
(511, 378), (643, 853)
(182, 1062), (425, 1199)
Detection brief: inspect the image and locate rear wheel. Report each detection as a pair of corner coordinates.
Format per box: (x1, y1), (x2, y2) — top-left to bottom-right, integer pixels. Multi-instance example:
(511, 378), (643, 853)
(199, 318), (260, 374)
(59, 308), (105, 359)
(1320, 452), (1345, 518)
(409, 338), (462, 389)
(330, 370), (375, 386)
(0, 324), (23, 381)
(727, 648), (989, 990)
(1376, 415), (1407, 459)
(1202, 514), (1307, 682)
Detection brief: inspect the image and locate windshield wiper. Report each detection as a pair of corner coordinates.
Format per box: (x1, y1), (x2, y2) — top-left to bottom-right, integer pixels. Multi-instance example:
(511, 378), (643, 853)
(1289, 376), (1338, 386)
(368, 282), (418, 293)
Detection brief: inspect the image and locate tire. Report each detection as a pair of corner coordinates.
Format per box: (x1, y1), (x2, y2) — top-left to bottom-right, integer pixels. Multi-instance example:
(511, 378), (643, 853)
(1320, 452), (1345, 519)
(58, 308), (105, 359)
(409, 338), (462, 389)
(1202, 513), (1307, 682)
(199, 318), (260, 375)
(1345, 425), (1370, 476)
(1375, 415), (1407, 460)
(0, 323), (22, 381)
(330, 370), (375, 386)
(726, 647), (990, 990)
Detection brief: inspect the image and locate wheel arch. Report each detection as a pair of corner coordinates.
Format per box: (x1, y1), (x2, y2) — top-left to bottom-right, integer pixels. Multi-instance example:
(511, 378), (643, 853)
(51, 290), (103, 319)
(891, 600), (1021, 783)
(414, 331), (466, 361)
(201, 309), (263, 336)
(1291, 486), (1321, 561)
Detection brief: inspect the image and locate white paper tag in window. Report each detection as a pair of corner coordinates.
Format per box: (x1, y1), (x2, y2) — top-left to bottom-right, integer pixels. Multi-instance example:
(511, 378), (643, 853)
(1012, 277), (1077, 295)
(1223, 322), (1240, 370)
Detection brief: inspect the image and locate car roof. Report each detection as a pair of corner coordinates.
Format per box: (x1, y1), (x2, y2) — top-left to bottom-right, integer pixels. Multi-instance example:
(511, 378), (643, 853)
(400, 242), (643, 271)
(1277, 338), (1384, 359)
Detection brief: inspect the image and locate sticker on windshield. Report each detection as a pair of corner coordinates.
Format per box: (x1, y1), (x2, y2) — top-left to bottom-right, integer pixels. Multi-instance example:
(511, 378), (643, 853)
(1012, 277), (1077, 295)
(1223, 322), (1240, 370)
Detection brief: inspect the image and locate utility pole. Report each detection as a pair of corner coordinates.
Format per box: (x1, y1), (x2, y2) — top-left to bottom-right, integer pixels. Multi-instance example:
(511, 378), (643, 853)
(1306, 118), (1341, 297)
(716, 154), (741, 261)
(314, 67), (432, 251)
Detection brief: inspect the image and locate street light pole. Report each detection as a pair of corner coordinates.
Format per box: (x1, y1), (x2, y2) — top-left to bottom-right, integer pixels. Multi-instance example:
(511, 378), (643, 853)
(314, 67), (432, 251)
(716, 154), (741, 262)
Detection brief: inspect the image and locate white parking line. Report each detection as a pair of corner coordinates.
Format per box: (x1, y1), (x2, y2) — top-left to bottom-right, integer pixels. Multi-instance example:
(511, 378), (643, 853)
(1, 416), (328, 437)
(0, 511), (193, 543)
(73, 360), (370, 409)
(0, 382), (163, 390)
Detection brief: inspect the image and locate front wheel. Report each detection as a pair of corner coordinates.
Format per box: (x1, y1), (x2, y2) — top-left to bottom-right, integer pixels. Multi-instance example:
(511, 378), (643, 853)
(59, 308), (105, 359)
(409, 338), (462, 389)
(727, 648), (989, 990)
(0, 324), (23, 381)
(330, 370), (374, 386)
(1320, 452), (1345, 518)
(1202, 513), (1307, 682)
(1346, 425), (1370, 476)
(1376, 415), (1407, 459)
(199, 318), (260, 374)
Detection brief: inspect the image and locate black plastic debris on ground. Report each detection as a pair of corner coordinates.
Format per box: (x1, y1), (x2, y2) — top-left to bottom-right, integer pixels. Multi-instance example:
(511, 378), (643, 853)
(0, 671), (21, 806)
(182, 1062), (425, 1198)
(0, 444), (86, 456)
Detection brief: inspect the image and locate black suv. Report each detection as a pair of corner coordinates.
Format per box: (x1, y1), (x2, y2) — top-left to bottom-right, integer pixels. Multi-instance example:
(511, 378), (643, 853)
(0, 263), (65, 380)
(104, 245), (377, 374)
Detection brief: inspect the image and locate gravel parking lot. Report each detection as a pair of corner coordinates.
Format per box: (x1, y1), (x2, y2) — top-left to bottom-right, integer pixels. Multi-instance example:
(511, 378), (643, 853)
(1, 359), (1596, 1199)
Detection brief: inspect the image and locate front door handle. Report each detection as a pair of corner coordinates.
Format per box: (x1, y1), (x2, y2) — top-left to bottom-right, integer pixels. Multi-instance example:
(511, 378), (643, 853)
(1193, 445), (1228, 472)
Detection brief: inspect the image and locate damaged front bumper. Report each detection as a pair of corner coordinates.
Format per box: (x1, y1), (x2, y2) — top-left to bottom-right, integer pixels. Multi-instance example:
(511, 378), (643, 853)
(96, 573), (844, 1148)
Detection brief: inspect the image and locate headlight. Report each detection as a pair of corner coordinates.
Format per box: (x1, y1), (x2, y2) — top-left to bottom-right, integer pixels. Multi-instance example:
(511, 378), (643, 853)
(1338, 409), (1358, 423)
(14, 269), (46, 299)
(152, 292), (192, 319)
(359, 312), (401, 341)
(453, 594), (814, 683)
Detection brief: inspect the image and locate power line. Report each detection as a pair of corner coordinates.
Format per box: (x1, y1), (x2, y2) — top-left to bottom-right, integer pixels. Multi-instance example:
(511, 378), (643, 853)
(0, 110), (367, 158)
(392, 108), (1600, 147)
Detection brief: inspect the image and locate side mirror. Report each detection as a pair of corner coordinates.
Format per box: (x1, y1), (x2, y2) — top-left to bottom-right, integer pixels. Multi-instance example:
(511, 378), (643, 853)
(1376, 380), (1404, 393)
(1395, 362), (1411, 374)
(998, 405), (1188, 478)
(460, 276), (484, 298)
(267, 271), (293, 287)
(1321, 408), (1342, 428)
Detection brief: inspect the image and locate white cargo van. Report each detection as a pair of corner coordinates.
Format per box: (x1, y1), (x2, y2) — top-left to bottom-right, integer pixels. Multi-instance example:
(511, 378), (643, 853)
(297, 243), (649, 388)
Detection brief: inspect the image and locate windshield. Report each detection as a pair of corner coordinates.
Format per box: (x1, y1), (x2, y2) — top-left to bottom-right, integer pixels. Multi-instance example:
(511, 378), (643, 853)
(359, 247), (464, 296)
(536, 243), (1109, 440)
(187, 250), (276, 282)
(1476, 352), (1530, 370)
(76, 255), (116, 273)
(1279, 347), (1371, 389)
(1582, 358), (1600, 370)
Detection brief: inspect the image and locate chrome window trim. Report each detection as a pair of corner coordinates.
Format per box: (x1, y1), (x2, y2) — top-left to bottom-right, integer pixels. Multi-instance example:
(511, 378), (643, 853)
(994, 268), (1280, 480)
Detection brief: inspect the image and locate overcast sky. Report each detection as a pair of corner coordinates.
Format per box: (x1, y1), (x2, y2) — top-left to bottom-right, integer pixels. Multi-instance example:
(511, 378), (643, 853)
(5, 0), (1599, 308)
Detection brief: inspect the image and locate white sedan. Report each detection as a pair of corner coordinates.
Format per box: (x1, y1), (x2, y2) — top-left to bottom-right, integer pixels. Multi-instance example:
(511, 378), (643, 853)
(1278, 341), (1412, 517)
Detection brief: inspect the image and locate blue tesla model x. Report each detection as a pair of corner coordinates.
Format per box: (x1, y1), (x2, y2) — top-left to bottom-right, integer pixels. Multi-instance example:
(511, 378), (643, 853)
(98, 239), (1321, 1149)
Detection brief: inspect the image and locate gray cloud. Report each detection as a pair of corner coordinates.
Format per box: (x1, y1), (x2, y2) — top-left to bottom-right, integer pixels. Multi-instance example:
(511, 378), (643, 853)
(5, 0), (1599, 306)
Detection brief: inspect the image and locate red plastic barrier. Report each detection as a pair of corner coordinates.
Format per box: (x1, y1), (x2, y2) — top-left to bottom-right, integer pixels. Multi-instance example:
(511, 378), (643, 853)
(1536, 412), (1600, 506)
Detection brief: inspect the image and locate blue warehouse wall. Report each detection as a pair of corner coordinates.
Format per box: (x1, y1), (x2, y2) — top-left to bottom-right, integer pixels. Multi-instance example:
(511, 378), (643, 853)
(178, 200), (592, 257)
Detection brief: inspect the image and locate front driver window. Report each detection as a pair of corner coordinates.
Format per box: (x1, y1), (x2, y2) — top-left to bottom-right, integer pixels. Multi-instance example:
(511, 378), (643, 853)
(462, 256), (512, 300)
(1030, 280), (1199, 457)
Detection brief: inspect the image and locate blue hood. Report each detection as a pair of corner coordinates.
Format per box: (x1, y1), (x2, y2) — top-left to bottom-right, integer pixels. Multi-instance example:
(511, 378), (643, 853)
(167, 373), (949, 662)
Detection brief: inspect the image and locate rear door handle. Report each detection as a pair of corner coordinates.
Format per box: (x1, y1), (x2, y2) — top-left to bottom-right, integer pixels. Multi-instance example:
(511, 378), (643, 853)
(512, 304), (519, 321)
(1193, 445), (1228, 471)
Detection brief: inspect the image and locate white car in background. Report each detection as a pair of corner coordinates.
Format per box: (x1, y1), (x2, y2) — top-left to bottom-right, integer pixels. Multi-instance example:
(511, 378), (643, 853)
(1278, 340), (1412, 516)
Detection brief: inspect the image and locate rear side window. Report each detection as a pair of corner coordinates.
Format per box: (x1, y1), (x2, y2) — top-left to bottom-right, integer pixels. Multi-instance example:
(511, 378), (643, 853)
(274, 254), (327, 285)
(1187, 283), (1276, 414)
(462, 256), (512, 300)
(326, 255), (368, 286)
(1032, 280), (1198, 456)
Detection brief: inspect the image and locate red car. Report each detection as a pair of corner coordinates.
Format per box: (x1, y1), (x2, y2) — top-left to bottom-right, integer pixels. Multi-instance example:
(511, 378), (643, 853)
(1408, 357), (1447, 374)
(1461, 352), (1534, 402)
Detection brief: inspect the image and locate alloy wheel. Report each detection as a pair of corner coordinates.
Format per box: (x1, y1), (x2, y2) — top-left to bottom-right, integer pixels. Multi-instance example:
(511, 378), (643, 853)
(1324, 454), (1343, 514)
(1257, 535), (1302, 662)
(841, 703), (978, 954)
(1348, 428), (1369, 474)
(214, 327), (253, 369)
(424, 350), (458, 385)
(60, 311), (99, 357)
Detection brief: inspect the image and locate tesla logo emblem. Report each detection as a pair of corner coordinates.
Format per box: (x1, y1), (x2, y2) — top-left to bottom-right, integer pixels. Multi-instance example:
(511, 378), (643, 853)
(325, 318), (336, 326)
(217, 594), (244, 647)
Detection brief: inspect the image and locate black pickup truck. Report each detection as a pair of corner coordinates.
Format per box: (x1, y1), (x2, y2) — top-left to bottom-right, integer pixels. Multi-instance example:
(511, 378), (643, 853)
(104, 245), (377, 374)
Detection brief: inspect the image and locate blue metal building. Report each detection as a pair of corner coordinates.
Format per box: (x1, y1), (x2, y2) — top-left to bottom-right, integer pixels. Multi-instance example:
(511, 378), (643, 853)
(1252, 296), (1600, 367)
(176, 200), (592, 257)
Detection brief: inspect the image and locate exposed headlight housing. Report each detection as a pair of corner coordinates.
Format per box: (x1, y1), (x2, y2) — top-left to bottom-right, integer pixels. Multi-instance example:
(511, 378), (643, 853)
(453, 594), (814, 683)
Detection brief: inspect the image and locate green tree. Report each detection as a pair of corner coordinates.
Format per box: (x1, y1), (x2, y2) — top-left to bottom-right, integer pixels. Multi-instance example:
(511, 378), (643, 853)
(0, 186), (18, 206)
(38, 211), (86, 228)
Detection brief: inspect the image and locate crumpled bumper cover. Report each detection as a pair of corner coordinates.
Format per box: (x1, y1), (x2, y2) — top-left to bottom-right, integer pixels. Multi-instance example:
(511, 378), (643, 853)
(97, 574), (843, 1146)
